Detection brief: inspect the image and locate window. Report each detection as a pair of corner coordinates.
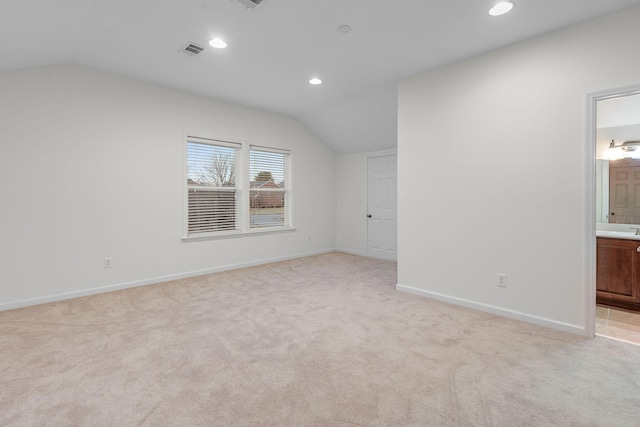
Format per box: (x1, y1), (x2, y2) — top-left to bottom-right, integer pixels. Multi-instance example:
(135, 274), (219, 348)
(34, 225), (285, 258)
(185, 136), (291, 238)
(250, 146), (289, 229)
(186, 138), (239, 234)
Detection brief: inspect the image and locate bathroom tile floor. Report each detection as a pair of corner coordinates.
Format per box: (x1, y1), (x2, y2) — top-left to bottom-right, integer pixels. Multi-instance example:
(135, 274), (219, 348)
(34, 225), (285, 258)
(596, 305), (640, 345)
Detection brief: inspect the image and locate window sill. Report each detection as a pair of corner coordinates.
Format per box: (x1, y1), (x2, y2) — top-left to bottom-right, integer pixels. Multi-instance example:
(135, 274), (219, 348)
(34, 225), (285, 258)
(181, 227), (296, 243)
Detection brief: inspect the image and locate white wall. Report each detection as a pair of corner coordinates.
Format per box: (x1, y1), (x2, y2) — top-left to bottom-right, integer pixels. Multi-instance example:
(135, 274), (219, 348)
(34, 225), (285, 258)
(0, 64), (336, 309)
(336, 149), (396, 256)
(397, 6), (640, 334)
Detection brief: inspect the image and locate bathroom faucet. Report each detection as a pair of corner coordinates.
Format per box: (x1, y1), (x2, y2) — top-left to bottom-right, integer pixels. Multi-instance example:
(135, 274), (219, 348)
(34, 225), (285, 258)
(631, 227), (640, 235)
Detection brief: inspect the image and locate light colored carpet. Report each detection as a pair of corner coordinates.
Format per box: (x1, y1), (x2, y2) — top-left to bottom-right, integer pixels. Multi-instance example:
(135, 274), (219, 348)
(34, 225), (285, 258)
(1, 252), (639, 426)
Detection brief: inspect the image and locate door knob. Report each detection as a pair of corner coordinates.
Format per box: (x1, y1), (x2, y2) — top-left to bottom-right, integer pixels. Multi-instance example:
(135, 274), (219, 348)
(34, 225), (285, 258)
(637, 246), (640, 253)
(367, 214), (372, 218)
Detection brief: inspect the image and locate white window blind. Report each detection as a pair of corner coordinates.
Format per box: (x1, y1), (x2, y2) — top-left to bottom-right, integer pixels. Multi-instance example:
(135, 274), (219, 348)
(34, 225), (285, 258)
(249, 146), (289, 229)
(187, 139), (239, 235)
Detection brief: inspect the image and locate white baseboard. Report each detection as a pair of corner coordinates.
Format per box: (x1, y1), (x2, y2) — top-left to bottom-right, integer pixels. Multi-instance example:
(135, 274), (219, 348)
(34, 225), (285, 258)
(0, 249), (336, 312)
(335, 248), (367, 257)
(335, 248), (397, 262)
(396, 284), (587, 337)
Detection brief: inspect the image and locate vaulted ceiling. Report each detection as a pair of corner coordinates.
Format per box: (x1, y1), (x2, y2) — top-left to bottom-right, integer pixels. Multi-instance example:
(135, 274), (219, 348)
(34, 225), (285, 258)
(2, 0), (640, 153)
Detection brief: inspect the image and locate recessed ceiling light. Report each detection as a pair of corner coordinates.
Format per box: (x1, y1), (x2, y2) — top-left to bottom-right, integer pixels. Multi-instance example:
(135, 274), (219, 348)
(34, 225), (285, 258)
(209, 38), (228, 49)
(337, 25), (352, 34)
(489, 1), (514, 16)
(309, 78), (322, 85)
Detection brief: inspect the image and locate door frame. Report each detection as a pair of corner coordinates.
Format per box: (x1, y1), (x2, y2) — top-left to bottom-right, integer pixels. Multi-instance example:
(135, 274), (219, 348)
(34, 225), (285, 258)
(586, 83), (640, 338)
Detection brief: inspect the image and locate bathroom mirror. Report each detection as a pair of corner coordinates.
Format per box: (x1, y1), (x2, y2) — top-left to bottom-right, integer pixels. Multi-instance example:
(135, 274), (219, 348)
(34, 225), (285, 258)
(596, 92), (640, 224)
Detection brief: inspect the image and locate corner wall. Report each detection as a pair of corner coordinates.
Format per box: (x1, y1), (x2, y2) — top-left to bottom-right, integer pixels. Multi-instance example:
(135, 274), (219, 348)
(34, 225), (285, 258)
(397, 6), (640, 334)
(0, 64), (337, 309)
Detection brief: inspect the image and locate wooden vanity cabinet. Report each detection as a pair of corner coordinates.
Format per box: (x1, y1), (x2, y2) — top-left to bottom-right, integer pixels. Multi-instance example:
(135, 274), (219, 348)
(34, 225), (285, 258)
(596, 237), (640, 310)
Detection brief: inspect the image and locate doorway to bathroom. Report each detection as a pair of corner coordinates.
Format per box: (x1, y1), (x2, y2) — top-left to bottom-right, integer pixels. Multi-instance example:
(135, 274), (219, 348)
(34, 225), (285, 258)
(592, 86), (640, 345)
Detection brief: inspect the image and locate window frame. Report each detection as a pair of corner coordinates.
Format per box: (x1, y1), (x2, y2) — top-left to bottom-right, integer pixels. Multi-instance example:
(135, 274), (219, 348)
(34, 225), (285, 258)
(182, 135), (293, 241)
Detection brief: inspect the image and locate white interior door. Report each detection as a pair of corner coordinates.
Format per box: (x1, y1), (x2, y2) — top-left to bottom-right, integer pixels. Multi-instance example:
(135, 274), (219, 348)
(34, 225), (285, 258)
(367, 155), (397, 261)
(609, 163), (640, 224)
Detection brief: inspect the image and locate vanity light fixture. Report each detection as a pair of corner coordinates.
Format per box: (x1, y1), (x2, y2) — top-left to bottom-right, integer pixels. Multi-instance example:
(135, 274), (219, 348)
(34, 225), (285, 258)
(309, 78), (322, 85)
(209, 38), (228, 49)
(603, 139), (640, 160)
(489, 1), (514, 17)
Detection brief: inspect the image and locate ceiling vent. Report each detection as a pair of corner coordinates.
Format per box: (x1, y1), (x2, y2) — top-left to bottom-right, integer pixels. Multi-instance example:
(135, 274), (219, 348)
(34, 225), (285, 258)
(181, 42), (205, 56)
(233, 0), (264, 9)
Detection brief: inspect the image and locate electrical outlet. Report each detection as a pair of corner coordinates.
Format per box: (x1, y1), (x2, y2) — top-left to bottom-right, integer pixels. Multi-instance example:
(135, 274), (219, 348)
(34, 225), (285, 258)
(104, 257), (112, 269)
(497, 273), (507, 288)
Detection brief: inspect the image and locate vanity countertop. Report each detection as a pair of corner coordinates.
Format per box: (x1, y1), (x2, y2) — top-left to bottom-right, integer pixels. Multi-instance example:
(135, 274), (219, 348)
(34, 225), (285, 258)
(596, 230), (640, 240)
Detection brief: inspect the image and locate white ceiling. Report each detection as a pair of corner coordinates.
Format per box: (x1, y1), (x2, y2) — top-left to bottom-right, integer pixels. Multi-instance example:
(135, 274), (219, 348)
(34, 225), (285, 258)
(2, 0), (640, 154)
